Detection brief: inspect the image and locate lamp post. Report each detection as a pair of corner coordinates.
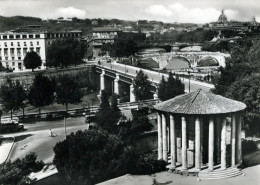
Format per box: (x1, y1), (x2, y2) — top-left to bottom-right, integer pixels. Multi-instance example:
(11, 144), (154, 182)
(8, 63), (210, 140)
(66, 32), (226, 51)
(188, 70), (191, 93)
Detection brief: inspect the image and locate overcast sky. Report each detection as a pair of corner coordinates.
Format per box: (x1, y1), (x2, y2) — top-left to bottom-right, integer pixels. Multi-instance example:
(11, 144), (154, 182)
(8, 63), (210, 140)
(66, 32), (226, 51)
(0, 0), (259, 23)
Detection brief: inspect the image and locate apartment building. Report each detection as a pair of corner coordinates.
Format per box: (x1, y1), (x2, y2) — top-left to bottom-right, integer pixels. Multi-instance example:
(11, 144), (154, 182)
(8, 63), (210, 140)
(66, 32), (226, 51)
(89, 27), (121, 58)
(0, 30), (82, 71)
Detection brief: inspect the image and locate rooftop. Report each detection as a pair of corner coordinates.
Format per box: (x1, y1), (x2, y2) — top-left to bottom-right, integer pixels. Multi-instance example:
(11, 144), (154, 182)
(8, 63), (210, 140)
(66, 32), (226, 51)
(92, 27), (121, 32)
(154, 89), (246, 115)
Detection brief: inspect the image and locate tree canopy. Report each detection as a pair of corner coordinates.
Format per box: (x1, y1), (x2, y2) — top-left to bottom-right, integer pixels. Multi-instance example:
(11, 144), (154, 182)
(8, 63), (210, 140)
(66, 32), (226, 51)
(53, 129), (126, 185)
(95, 91), (122, 133)
(23, 51), (42, 71)
(0, 78), (27, 118)
(214, 36), (260, 136)
(55, 75), (84, 111)
(28, 75), (55, 113)
(46, 38), (86, 67)
(0, 153), (44, 185)
(133, 70), (151, 101)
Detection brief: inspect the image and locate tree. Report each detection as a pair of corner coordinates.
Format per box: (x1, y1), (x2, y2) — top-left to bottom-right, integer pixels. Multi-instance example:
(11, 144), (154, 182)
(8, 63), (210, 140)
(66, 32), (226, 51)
(28, 75), (55, 114)
(0, 78), (27, 119)
(133, 70), (151, 101)
(158, 73), (184, 101)
(95, 91), (121, 133)
(166, 72), (185, 99)
(226, 74), (260, 136)
(46, 38), (87, 68)
(157, 76), (168, 101)
(0, 153), (44, 185)
(23, 51), (42, 71)
(55, 75), (84, 111)
(53, 129), (127, 184)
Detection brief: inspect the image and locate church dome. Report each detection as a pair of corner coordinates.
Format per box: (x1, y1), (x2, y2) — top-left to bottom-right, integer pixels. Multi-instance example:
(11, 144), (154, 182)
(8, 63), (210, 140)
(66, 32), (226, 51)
(218, 10), (228, 23)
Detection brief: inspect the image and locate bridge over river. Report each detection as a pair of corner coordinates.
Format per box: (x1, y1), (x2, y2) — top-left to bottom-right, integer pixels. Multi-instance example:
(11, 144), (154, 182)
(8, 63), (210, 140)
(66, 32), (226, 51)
(96, 62), (214, 102)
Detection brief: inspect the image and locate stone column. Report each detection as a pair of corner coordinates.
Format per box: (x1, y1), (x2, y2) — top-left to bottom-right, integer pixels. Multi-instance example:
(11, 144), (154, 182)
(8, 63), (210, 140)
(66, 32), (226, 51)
(182, 117), (187, 170)
(157, 113), (163, 160)
(114, 74), (119, 94)
(195, 117), (201, 170)
(231, 113), (236, 167)
(221, 117), (227, 170)
(100, 69), (105, 94)
(130, 84), (136, 102)
(237, 113), (242, 165)
(200, 118), (204, 166)
(208, 117), (214, 171)
(162, 114), (168, 162)
(170, 115), (176, 167)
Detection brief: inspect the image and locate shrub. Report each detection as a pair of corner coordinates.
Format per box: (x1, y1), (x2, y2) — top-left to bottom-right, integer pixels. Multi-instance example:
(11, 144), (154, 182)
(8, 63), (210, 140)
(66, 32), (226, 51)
(242, 139), (258, 155)
(129, 153), (166, 175)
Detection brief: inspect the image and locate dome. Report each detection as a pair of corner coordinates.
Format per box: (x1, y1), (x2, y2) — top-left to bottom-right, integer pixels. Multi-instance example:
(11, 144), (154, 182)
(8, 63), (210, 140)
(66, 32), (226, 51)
(218, 10), (228, 23)
(154, 89), (246, 115)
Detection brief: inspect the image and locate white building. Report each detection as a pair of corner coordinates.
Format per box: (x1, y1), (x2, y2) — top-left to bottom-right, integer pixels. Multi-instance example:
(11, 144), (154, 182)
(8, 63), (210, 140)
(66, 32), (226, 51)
(0, 32), (46, 71)
(0, 30), (82, 71)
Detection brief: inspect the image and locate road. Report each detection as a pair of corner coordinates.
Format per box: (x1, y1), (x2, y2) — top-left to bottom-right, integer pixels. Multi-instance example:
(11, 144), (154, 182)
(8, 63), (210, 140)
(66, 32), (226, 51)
(100, 62), (214, 92)
(2, 107), (135, 164)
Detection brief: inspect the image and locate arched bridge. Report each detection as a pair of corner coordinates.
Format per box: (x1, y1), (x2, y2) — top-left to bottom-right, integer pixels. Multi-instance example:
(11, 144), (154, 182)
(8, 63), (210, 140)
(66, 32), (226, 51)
(95, 62), (214, 102)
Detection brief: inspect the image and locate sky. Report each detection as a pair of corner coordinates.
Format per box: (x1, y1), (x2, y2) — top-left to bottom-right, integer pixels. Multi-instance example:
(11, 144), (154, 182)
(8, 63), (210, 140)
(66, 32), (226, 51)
(0, 0), (259, 23)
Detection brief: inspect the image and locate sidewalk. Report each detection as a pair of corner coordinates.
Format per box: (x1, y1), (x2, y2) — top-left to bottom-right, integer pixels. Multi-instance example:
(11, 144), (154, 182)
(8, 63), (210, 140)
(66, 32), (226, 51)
(0, 137), (14, 164)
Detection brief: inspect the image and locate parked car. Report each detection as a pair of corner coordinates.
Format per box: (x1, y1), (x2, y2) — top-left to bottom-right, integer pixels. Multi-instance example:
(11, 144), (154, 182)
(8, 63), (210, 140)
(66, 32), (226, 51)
(0, 119), (24, 133)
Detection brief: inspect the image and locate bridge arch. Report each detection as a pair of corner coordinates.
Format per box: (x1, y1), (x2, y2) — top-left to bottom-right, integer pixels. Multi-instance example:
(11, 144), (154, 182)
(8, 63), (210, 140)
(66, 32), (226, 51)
(197, 56), (219, 67)
(166, 56), (191, 70)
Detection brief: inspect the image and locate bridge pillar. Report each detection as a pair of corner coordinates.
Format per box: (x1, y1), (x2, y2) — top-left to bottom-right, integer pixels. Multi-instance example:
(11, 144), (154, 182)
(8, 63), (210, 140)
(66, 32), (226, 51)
(130, 84), (136, 102)
(100, 69), (105, 94)
(153, 93), (158, 99)
(114, 73), (120, 95)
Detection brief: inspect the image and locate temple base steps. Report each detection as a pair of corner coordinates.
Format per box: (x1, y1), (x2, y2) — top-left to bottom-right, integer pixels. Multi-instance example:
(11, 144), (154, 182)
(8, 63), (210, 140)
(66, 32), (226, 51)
(166, 154), (243, 179)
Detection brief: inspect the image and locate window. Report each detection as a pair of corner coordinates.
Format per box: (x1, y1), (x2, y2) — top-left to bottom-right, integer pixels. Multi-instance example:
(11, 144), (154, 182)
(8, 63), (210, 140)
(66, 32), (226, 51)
(16, 35), (21, 39)
(10, 48), (14, 56)
(11, 42), (13, 46)
(5, 57), (8, 60)
(3, 36), (7, 39)
(29, 35), (33, 38)
(12, 62), (15, 66)
(36, 47), (40, 54)
(30, 48), (34, 52)
(18, 57), (21, 60)
(0, 56), (2, 61)
(9, 35), (14, 39)
(22, 35), (27, 39)
(24, 42), (27, 46)
(30, 42), (33, 46)
(12, 57), (14, 61)
(4, 49), (8, 56)
(37, 41), (39, 45)
(17, 42), (20, 47)
(35, 34), (40, 38)
(23, 48), (27, 55)
(17, 48), (21, 56)
(4, 42), (7, 47)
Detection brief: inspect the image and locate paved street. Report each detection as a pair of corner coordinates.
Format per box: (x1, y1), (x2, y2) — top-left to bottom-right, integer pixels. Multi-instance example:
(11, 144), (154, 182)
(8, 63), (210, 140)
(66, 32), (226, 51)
(100, 62), (214, 92)
(2, 107), (135, 164)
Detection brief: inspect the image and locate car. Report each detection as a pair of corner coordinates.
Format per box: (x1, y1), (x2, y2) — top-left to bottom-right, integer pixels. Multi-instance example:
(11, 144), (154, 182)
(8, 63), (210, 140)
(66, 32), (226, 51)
(0, 120), (24, 133)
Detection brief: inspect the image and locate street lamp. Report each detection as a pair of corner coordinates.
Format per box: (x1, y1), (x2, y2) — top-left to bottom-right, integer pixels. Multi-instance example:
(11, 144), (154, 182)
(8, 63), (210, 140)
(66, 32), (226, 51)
(188, 70), (191, 93)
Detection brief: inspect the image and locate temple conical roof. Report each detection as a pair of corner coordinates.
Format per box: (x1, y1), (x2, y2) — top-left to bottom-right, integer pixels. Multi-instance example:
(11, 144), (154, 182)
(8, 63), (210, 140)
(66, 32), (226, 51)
(154, 90), (246, 115)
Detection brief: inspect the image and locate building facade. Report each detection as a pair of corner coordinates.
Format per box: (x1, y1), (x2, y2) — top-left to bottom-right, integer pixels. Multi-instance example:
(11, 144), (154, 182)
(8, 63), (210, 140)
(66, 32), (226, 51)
(87, 27), (121, 59)
(0, 30), (82, 71)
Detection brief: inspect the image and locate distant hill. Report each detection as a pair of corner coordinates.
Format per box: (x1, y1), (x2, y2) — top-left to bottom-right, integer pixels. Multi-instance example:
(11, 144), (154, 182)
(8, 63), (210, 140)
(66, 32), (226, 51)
(0, 15), (198, 36)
